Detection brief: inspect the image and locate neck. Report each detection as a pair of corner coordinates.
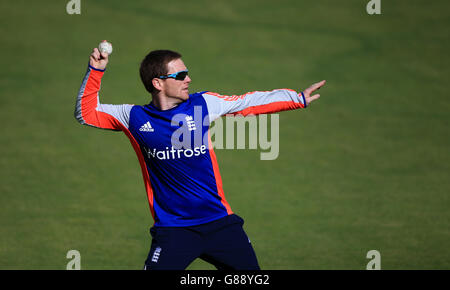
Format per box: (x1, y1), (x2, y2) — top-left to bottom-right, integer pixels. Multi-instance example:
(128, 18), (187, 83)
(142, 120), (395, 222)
(151, 94), (183, 111)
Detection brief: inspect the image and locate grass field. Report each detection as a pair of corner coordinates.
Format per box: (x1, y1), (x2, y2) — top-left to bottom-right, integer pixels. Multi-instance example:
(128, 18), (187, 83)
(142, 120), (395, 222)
(0, 0), (449, 269)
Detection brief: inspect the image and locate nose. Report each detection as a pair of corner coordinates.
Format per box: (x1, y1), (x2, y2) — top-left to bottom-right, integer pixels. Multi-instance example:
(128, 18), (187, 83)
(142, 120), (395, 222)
(185, 75), (192, 83)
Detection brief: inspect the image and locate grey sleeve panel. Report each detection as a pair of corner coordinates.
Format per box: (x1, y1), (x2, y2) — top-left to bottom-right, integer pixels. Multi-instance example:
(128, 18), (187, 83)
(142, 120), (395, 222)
(97, 103), (133, 129)
(202, 89), (303, 123)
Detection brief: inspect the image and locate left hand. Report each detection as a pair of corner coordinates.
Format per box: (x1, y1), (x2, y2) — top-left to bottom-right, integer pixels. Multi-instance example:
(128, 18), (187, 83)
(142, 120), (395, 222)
(303, 80), (326, 106)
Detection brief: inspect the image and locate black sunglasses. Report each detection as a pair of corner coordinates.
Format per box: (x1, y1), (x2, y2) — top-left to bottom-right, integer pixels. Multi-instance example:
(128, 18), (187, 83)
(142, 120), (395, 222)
(158, 70), (189, 81)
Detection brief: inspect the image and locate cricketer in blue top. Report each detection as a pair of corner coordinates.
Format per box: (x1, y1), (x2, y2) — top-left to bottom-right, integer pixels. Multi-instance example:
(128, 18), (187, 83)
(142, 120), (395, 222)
(74, 46), (325, 228)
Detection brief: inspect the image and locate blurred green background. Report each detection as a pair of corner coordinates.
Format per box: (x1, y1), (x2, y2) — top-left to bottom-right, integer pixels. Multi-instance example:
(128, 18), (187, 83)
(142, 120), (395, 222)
(0, 0), (449, 269)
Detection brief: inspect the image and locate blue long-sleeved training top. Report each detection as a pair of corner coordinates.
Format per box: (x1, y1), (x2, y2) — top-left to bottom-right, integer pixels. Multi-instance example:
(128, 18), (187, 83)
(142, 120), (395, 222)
(75, 65), (307, 227)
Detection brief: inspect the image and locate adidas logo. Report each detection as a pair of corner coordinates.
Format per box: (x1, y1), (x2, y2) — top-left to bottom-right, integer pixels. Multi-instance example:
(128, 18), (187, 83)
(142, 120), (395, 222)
(139, 121), (154, 132)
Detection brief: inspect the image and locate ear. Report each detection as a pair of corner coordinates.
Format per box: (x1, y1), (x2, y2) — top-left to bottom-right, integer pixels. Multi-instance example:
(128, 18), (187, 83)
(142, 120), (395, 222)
(152, 78), (164, 91)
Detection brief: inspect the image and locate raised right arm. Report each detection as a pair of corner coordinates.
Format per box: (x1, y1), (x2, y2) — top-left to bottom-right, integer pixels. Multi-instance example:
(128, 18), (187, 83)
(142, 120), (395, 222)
(74, 44), (132, 131)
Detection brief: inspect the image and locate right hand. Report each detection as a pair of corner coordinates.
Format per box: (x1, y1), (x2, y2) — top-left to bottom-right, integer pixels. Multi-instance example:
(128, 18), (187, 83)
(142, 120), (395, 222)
(89, 40), (109, 70)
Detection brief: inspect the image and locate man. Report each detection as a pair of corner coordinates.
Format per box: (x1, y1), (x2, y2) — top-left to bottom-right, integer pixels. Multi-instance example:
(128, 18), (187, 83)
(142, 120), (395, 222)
(74, 41), (325, 270)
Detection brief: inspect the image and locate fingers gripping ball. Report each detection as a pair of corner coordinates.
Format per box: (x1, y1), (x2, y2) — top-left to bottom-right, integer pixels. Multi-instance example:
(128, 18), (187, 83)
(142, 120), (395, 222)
(98, 41), (113, 55)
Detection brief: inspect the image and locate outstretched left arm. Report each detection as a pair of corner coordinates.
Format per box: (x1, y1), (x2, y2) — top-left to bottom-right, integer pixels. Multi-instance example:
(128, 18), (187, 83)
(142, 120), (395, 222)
(202, 80), (326, 122)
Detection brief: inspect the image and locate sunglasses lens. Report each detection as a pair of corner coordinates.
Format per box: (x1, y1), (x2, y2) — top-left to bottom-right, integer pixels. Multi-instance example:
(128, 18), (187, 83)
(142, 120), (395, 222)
(175, 71), (188, 80)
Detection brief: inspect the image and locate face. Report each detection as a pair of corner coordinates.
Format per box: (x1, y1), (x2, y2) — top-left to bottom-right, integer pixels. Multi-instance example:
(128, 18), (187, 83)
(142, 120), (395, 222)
(158, 58), (192, 102)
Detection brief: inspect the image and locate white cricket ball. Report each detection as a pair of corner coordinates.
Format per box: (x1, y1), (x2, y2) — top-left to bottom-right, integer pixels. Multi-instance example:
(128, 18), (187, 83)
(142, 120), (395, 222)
(98, 41), (113, 55)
